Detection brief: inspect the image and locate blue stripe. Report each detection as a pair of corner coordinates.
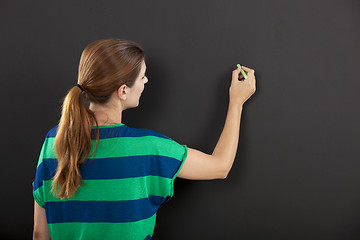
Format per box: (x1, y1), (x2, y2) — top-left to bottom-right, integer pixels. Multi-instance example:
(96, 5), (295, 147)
(144, 235), (152, 240)
(45, 195), (165, 223)
(36, 155), (181, 186)
(46, 124), (170, 140)
(33, 161), (45, 191)
(33, 159), (58, 191)
(81, 156), (181, 180)
(46, 125), (58, 138)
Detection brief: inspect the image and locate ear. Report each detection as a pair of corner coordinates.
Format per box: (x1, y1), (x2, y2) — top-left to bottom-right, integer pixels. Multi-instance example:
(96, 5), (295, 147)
(117, 84), (128, 100)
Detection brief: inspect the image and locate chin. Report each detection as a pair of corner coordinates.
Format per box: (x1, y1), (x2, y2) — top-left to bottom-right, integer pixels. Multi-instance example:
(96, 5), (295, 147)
(135, 99), (140, 107)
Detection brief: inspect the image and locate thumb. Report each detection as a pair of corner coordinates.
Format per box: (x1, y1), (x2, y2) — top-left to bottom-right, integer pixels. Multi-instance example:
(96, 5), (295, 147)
(232, 66), (242, 82)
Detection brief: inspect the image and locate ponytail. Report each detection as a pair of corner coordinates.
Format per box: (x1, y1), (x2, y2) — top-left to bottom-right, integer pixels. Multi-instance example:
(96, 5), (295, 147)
(51, 38), (145, 199)
(52, 85), (100, 199)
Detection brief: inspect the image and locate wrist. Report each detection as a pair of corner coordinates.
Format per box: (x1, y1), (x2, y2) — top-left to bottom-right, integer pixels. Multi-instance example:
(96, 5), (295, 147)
(229, 101), (243, 110)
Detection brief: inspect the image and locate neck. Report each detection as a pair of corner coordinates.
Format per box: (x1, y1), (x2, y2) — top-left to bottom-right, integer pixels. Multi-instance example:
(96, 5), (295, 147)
(89, 102), (123, 126)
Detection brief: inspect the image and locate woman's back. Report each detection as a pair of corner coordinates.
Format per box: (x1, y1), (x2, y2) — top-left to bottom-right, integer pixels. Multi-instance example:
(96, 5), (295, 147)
(33, 123), (188, 240)
(32, 39), (256, 240)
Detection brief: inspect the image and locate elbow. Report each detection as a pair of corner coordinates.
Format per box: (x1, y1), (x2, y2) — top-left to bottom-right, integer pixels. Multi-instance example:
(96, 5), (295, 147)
(33, 229), (49, 240)
(33, 230), (42, 240)
(220, 171), (229, 179)
(213, 157), (231, 180)
(218, 166), (230, 180)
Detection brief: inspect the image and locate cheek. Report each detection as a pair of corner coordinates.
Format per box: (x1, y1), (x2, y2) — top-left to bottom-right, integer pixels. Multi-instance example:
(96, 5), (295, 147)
(134, 84), (144, 99)
(139, 83), (144, 93)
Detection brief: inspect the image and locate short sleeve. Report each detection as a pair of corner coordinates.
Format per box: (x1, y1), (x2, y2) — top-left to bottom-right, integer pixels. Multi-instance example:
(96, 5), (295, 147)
(32, 181), (45, 208)
(154, 135), (188, 201)
(33, 152), (45, 208)
(169, 143), (188, 198)
(32, 133), (52, 209)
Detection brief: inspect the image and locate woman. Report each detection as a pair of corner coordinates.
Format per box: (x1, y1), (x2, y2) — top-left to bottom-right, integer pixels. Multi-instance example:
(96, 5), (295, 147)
(32, 39), (256, 240)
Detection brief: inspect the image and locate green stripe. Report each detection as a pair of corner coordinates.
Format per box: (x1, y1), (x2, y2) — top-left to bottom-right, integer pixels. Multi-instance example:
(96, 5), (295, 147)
(33, 183), (45, 207)
(48, 213), (156, 240)
(90, 123), (124, 129)
(43, 176), (172, 202)
(169, 145), (188, 198)
(37, 138), (52, 167)
(42, 136), (185, 160)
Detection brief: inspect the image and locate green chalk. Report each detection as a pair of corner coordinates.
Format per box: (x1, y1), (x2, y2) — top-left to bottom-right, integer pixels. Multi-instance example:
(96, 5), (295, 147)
(236, 64), (248, 79)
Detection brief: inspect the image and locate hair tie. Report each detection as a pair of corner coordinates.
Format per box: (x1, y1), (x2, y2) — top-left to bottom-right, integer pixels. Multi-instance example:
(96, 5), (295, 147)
(76, 84), (84, 92)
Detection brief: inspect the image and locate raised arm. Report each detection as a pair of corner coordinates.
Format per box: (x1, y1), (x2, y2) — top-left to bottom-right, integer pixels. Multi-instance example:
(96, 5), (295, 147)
(177, 65), (256, 180)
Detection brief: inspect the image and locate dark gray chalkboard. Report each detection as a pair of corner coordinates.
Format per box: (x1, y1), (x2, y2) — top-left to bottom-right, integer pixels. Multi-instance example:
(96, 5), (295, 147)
(1, 0), (359, 239)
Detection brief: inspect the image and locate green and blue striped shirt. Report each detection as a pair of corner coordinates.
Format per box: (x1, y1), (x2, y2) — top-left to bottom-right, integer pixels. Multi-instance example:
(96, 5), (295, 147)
(32, 123), (188, 240)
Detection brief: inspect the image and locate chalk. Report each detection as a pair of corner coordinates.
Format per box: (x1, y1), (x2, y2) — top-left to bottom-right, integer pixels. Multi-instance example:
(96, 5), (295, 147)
(236, 64), (248, 79)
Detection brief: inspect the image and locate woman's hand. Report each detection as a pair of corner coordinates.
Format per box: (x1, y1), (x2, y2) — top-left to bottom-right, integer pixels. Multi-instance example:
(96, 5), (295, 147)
(229, 65), (256, 106)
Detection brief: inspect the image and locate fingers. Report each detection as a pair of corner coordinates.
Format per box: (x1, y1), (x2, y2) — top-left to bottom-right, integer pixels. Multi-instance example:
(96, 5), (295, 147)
(232, 65), (256, 83)
(241, 65), (255, 76)
(232, 67), (242, 81)
(241, 65), (254, 72)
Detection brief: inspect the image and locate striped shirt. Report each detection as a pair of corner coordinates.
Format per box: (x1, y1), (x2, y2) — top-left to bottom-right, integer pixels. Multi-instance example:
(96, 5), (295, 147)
(32, 123), (188, 240)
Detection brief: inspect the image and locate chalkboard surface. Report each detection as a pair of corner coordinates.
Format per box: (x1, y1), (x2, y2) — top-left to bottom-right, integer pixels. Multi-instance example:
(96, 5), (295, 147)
(1, 0), (359, 239)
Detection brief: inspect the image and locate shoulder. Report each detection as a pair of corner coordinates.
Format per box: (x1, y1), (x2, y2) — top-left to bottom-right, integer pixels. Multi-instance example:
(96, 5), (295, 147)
(124, 125), (186, 152)
(46, 125), (59, 138)
(43, 124), (173, 141)
(125, 125), (187, 156)
(123, 125), (171, 140)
